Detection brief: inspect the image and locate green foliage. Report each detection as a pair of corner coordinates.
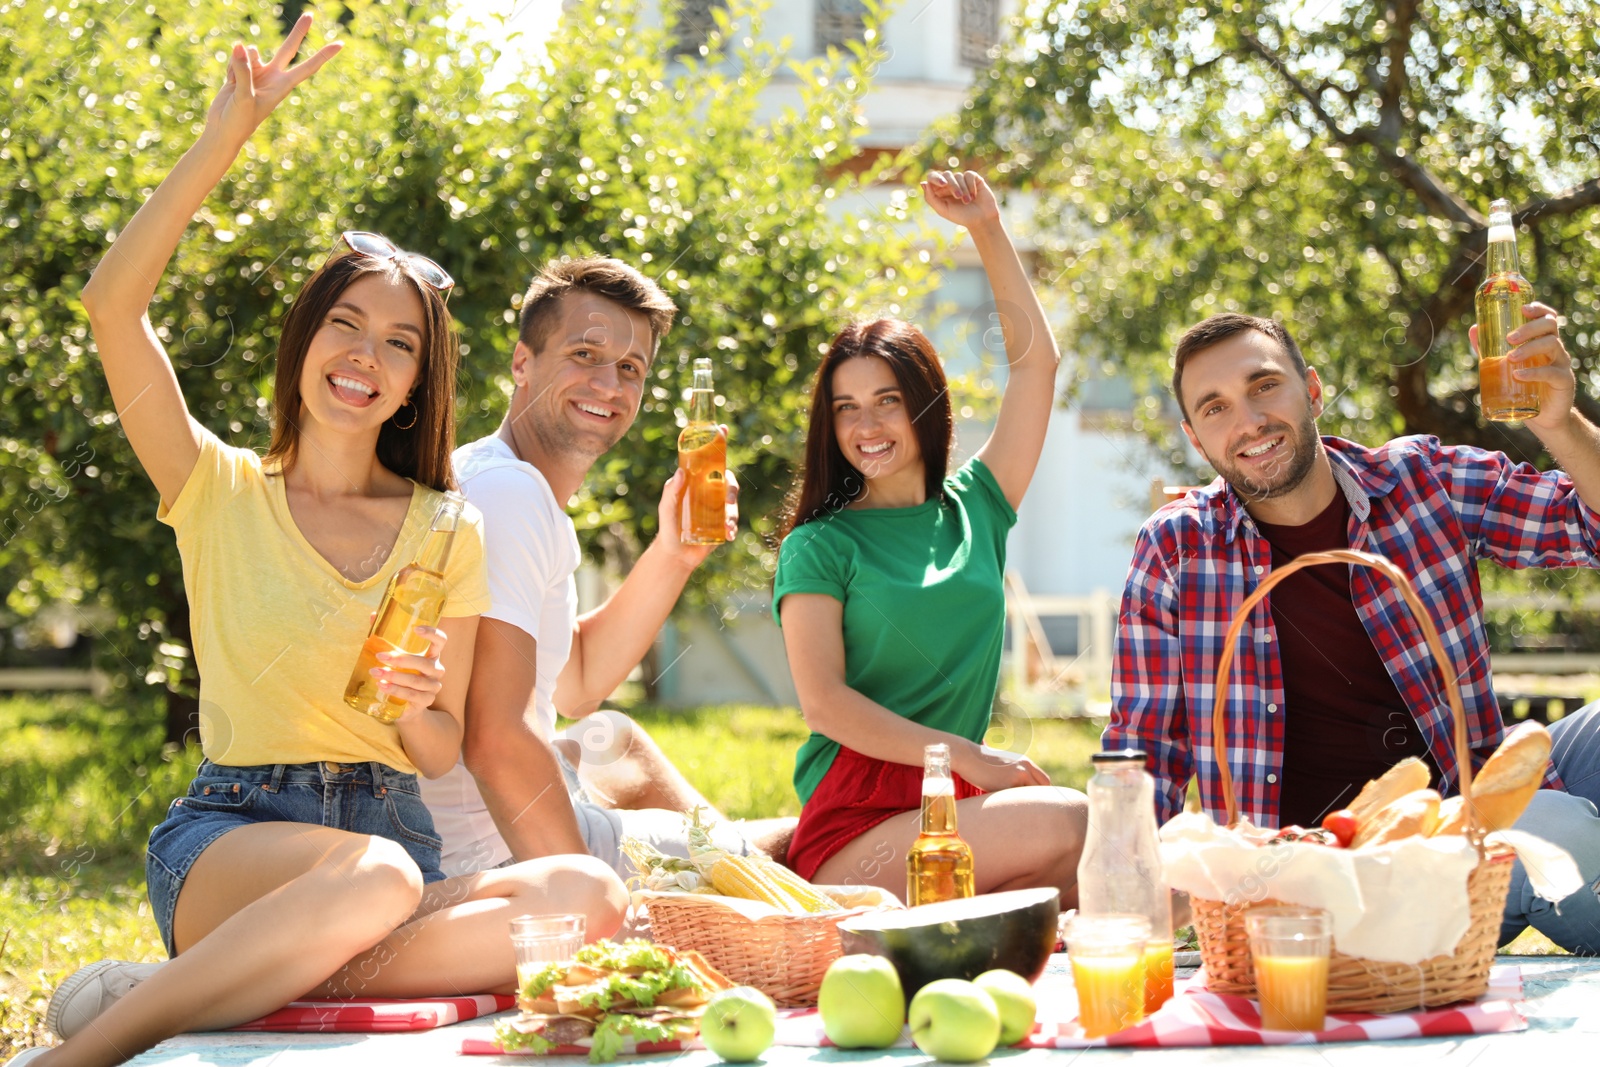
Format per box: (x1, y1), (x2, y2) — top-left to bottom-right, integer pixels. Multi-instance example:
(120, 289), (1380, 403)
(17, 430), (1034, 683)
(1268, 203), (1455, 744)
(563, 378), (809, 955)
(933, 0), (1600, 470)
(0, 0), (936, 722)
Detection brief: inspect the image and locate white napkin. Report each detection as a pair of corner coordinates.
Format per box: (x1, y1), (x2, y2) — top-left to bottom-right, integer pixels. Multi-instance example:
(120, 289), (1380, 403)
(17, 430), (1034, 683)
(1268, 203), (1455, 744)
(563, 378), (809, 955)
(1489, 829), (1584, 902)
(1160, 813), (1482, 963)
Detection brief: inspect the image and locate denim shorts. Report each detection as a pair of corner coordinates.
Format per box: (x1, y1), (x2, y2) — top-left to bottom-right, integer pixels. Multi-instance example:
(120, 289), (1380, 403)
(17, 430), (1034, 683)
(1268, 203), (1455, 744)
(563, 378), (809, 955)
(146, 760), (447, 957)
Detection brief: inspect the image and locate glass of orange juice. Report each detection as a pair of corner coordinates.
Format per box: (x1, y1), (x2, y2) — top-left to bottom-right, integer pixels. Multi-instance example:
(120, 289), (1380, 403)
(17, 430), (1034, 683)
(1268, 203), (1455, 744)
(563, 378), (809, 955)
(1064, 914), (1150, 1039)
(1244, 906), (1331, 1032)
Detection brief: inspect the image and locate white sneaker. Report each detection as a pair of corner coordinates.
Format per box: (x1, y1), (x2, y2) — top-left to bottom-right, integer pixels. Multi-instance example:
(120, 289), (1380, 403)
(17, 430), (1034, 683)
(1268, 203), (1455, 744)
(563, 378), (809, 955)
(3, 1048), (52, 1065)
(45, 959), (164, 1040)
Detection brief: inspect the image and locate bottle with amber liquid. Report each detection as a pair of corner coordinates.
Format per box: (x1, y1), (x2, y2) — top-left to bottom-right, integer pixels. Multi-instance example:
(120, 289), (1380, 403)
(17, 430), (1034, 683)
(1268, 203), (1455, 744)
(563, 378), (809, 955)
(677, 357), (728, 545)
(907, 743), (976, 906)
(344, 494), (466, 723)
(1477, 198), (1539, 421)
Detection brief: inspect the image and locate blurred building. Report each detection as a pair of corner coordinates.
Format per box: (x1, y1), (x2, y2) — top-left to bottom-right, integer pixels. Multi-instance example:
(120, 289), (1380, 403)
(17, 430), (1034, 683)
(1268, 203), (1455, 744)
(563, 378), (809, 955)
(584, 0), (1170, 708)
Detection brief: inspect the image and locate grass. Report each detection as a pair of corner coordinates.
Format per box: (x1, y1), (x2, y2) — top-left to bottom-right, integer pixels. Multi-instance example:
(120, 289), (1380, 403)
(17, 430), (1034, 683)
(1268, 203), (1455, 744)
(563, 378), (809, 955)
(0, 693), (1103, 1055)
(0, 692), (1568, 1057)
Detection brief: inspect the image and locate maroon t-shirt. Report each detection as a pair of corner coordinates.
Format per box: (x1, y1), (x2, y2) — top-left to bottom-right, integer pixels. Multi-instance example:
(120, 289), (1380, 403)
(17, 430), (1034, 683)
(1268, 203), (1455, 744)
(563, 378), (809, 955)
(1255, 490), (1435, 828)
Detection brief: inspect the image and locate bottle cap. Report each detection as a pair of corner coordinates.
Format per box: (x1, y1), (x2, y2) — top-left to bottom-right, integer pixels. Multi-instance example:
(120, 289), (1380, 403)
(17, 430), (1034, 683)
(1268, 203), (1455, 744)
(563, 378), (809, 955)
(1487, 199), (1514, 243)
(1091, 749), (1148, 764)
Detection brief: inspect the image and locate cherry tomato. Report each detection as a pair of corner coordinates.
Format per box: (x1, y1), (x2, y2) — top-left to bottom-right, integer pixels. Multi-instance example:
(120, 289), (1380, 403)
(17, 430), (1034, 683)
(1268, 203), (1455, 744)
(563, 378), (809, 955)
(1321, 809), (1358, 848)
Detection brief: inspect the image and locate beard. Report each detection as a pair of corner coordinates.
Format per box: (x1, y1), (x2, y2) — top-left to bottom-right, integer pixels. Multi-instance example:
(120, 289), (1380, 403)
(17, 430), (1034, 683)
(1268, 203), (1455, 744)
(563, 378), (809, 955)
(1210, 411), (1322, 503)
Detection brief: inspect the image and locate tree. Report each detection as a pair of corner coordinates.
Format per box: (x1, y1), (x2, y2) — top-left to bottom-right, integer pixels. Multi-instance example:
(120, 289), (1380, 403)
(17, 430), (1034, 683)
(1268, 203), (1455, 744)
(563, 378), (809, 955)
(0, 0), (934, 738)
(934, 0), (1600, 467)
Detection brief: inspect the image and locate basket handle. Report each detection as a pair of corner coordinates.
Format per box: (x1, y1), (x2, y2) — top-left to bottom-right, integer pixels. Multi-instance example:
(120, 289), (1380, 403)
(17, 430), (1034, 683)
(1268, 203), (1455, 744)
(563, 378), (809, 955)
(1210, 548), (1479, 839)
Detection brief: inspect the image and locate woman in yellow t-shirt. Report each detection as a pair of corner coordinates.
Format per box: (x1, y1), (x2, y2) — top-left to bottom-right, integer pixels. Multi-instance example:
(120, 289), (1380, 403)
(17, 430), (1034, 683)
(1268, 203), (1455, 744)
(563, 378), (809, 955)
(26, 18), (626, 1067)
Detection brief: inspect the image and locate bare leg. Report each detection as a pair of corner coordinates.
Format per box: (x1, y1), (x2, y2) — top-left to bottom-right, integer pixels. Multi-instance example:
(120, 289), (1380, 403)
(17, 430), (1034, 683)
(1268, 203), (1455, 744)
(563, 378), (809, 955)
(562, 711), (725, 817)
(745, 818), (798, 864)
(811, 786), (1087, 906)
(560, 712), (799, 861)
(33, 832), (627, 1067)
(314, 854), (628, 998)
(35, 823), (425, 1067)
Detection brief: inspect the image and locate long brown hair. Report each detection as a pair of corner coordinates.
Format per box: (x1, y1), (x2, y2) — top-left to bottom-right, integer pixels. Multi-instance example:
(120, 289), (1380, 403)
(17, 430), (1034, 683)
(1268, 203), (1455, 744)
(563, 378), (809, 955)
(775, 319), (953, 542)
(264, 249), (459, 491)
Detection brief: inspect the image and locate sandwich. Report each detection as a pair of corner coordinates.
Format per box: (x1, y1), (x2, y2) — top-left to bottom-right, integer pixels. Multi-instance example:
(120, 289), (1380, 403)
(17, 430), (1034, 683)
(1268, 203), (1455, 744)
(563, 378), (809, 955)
(496, 938), (733, 1062)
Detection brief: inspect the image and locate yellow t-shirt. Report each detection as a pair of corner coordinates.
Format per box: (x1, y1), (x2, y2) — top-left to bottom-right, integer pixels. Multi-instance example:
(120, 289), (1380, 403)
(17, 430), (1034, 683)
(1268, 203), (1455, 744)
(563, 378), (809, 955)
(159, 432), (492, 774)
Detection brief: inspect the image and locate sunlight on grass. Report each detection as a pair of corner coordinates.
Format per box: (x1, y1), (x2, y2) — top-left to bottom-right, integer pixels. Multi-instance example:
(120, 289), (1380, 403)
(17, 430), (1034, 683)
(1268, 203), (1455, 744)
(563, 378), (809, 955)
(4, 690), (1570, 1058)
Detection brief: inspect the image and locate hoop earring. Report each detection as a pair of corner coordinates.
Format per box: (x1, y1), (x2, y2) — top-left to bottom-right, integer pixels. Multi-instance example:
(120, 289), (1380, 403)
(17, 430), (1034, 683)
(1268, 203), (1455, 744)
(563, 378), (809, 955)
(392, 399), (418, 430)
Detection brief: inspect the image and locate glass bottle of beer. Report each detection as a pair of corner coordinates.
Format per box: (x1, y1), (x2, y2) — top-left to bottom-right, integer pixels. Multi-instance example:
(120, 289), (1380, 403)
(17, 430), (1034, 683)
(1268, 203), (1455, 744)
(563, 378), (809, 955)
(1476, 198), (1539, 421)
(677, 357), (728, 545)
(907, 743), (976, 906)
(343, 493), (466, 723)
(1076, 750), (1174, 1014)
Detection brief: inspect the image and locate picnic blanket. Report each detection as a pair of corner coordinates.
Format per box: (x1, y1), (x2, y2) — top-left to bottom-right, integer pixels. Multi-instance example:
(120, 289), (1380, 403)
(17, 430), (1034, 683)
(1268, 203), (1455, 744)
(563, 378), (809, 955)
(232, 994), (515, 1033)
(461, 965), (1526, 1055)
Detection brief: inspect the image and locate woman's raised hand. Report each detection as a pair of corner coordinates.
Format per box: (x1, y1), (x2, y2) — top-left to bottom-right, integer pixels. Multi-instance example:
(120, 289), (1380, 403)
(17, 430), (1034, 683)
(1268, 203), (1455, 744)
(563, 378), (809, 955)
(206, 12), (343, 148)
(920, 170), (1001, 231)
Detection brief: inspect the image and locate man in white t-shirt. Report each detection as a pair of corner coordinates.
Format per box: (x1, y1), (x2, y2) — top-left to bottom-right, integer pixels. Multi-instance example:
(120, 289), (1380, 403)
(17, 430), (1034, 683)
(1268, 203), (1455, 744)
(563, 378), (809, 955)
(421, 256), (786, 877)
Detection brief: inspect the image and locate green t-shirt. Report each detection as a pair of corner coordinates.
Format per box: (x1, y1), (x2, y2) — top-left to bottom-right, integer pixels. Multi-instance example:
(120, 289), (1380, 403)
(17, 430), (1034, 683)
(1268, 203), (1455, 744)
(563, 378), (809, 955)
(773, 457), (1018, 803)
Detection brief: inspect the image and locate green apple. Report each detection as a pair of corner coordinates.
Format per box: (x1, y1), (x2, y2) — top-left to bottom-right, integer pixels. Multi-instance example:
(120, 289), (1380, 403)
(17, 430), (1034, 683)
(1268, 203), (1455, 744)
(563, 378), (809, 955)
(817, 954), (906, 1049)
(973, 969), (1037, 1045)
(908, 979), (1002, 1063)
(700, 986), (777, 1062)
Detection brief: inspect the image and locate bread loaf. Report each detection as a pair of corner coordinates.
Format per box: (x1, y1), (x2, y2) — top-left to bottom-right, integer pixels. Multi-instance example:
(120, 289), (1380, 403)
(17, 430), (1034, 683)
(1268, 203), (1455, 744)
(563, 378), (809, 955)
(1348, 757), (1432, 823)
(1431, 795), (1468, 837)
(1461, 721), (1550, 831)
(1351, 788), (1442, 848)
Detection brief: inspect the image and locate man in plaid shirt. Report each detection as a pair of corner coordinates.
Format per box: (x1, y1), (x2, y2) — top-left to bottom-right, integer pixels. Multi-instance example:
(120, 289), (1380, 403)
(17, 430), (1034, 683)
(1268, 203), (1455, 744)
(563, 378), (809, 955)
(1108, 306), (1600, 954)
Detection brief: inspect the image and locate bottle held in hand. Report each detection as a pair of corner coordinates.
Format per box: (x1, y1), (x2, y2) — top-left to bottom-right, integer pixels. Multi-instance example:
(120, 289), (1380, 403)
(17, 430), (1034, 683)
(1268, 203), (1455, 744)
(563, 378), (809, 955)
(1476, 198), (1539, 422)
(678, 357), (729, 545)
(343, 494), (465, 723)
(907, 743), (976, 906)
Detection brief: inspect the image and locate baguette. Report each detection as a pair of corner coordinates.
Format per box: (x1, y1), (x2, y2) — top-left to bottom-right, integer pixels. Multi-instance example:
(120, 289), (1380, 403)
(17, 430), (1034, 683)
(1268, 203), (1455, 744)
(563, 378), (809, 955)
(1351, 788), (1442, 848)
(1431, 795), (1468, 837)
(1348, 757), (1432, 823)
(1461, 721), (1550, 831)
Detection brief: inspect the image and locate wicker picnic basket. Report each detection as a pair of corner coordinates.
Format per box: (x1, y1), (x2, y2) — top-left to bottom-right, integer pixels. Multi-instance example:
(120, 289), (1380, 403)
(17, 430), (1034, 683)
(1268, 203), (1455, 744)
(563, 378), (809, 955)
(636, 889), (885, 1007)
(1192, 548), (1515, 1013)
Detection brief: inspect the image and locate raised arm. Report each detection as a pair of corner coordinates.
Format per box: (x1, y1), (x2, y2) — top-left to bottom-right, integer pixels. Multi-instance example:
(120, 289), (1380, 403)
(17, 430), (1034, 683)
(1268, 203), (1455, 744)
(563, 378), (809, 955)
(554, 467), (737, 718)
(1492, 303), (1600, 513)
(80, 14), (341, 507)
(923, 171), (1061, 510)
(781, 592), (1049, 793)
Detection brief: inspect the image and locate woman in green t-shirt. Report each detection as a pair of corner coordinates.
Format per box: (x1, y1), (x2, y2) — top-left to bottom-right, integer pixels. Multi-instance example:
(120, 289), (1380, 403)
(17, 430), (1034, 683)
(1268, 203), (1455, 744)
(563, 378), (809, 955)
(27, 19), (625, 1067)
(772, 171), (1087, 900)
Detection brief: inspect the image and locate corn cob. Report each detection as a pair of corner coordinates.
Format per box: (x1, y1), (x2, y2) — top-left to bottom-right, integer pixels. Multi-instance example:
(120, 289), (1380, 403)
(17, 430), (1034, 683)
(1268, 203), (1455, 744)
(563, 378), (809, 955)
(748, 856), (843, 913)
(709, 855), (807, 910)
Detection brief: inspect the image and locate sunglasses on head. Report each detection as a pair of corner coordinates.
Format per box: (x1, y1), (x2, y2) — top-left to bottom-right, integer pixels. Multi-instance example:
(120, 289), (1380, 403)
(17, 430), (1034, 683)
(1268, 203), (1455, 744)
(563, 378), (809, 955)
(338, 231), (455, 293)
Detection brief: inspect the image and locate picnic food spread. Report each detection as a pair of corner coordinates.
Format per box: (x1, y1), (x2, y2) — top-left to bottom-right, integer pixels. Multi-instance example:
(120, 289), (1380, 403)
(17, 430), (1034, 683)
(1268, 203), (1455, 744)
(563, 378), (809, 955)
(495, 939), (732, 1062)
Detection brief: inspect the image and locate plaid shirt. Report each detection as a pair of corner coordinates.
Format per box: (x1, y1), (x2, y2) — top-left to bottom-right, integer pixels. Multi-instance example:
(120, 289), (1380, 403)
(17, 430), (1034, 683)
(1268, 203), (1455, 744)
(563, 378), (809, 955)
(1108, 435), (1590, 824)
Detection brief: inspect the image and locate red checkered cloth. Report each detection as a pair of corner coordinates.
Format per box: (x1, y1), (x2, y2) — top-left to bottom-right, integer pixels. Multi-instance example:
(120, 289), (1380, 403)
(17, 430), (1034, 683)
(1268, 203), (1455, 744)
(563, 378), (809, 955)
(233, 994), (514, 1033)
(461, 965), (1526, 1054)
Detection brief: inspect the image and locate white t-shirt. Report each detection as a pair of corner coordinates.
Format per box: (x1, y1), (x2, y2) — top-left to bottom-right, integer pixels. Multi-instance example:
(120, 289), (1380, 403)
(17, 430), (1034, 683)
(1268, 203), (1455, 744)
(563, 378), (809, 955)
(420, 435), (580, 873)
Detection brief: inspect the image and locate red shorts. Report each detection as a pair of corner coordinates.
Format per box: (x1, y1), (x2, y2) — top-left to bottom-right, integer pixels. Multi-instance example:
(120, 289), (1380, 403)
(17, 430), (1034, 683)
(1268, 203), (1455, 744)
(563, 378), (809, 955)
(787, 745), (983, 882)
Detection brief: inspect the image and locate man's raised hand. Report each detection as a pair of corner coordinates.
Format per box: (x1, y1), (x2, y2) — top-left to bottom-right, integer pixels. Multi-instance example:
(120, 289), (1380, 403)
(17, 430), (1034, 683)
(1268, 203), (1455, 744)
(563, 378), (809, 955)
(206, 13), (343, 148)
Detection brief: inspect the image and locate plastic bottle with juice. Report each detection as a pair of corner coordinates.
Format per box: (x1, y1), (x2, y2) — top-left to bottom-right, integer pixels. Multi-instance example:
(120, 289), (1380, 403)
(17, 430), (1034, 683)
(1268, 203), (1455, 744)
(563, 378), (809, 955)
(1075, 749), (1175, 1016)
